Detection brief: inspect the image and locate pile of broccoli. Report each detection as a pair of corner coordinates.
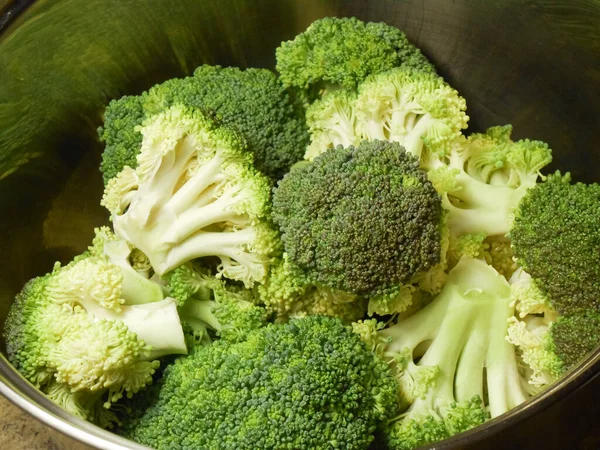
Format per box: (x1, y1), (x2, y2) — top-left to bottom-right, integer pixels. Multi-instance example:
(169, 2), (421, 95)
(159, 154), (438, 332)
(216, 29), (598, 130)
(3, 16), (599, 450)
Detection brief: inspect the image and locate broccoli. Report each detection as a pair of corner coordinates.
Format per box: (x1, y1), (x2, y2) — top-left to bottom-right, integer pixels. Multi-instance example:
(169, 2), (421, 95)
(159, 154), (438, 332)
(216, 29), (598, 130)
(505, 173), (600, 384)
(99, 65), (309, 183)
(164, 262), (268, 343)
(276, 17), (435, 99)
(428, 125), (552, 237)
(272, 140), (444, 308)
(119, 315), (398, 450)
(101, 105), (280, 286)
(3, 230), (186, 427)
(305, 67), (468, 162)
(364, 257), (533, 449)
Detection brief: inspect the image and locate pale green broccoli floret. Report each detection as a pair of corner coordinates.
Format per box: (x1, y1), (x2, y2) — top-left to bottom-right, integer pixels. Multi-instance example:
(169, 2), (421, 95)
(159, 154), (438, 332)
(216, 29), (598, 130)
(428, 125), (552, 236)
(374, 258), (533, 449)
(306, 68), (468, 162)
(102, 105), (280, 286)
(3, 233), (186, 427)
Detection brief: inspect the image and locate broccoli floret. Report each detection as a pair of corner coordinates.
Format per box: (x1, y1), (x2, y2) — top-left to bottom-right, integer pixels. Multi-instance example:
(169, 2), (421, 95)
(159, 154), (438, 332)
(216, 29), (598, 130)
(510, 172), (600, 315)
(99, 65), (309, 182)
(276, 17), (435, 98)
(3, 236), (186, 427)
(306, 67), (468, 162)
(119, 315), (398, 450)
(373, 258), (532, 449)
(428, 125), (552, 236)
(102, 105), (280, 286)
(165, 262), (268, 343)
(273, 140), (443, 302)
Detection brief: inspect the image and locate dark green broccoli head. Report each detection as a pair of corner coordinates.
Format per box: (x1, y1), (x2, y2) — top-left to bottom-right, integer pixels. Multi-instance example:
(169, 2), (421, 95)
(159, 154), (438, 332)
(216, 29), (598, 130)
(272, 140), (443, 297)
(99, 65), (309, 183)
(276, 17), (435, 94)
(548, 312), (600, 371)
(119, 315), (398, 450)
(510, 172), (600, 315)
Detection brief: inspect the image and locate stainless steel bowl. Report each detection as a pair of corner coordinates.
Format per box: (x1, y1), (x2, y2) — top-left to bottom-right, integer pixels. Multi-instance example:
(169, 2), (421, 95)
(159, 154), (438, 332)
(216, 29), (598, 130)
(0, 1), (599, 449)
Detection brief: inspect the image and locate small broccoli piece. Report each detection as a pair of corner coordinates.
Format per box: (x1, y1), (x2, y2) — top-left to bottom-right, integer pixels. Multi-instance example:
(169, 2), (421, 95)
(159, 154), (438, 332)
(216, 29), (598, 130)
(510, 171), (600, 315)
(276, 17), (435, 97)
(429, 125), (552, 237)
(374, 258), (533, 449)
(306, 67), (468, 162)
(548, 312), (600, 370)
(165, 263), (268, 343)
(255, 256), (368, 323)
(273, 140), (443, 301)
(119, 316), (398, 450)
(102, 105), (280, 286)
(99, 65), (309, 182)
(3, 248), (186, 427)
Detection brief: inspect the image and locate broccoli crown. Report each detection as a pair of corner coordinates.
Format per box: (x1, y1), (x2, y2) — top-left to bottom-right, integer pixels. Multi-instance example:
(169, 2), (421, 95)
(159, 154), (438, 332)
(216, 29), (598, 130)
(272, 140), (443, 297)
(376, 257), (533, 449)
(120, 315), (398, 450)
(276, 17), (435, 93)
(2, 239), (186, 427)
(99, 65), (309, 182)
(305, 68), (468, 162)
(510, 172), (600, 315)
(102, 104), (281, 285)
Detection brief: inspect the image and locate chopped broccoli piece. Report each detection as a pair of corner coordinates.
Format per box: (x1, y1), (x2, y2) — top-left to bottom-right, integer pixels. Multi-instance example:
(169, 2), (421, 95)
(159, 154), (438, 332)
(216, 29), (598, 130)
(429, 125), (552, 236)
(102, 105), (280, 286)
(3, 238), (186, 427)
(99, 65), (309, 182)
(306, 67), (468, 162)
(119, 316), (398, 450)
(374, 258), (532, 449)
(273, 140), (443, 301)
(276, 17), (435, 97)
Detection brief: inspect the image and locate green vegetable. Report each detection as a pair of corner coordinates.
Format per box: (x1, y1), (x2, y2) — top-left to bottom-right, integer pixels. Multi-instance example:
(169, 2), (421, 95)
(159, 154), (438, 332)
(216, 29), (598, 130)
(3, 229), (185, 427)
(102, 104), (280, 286)
(99, 65), (309, 182)
(119, 315), (397, 450)
(272, 140), (443, 303)
(276, 17), (435, 98)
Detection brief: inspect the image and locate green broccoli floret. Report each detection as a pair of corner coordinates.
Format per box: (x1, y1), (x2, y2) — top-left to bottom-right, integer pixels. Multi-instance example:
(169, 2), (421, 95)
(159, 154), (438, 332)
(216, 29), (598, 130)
(276, 17), (435, 98)
(373, 258), (533, 449)
(256, 255), (368, 323)
(119, 315), (398, 450)
(101, 105), (280, 286)
(164, 262), (268, 343)
(3, 232), (186, 427)
(272, 140), (443, 305)
(428, 125), (552, 236)
(305, 67), (468, 162)
(509, 172), (600, 315)
(99, 65), (309, 182)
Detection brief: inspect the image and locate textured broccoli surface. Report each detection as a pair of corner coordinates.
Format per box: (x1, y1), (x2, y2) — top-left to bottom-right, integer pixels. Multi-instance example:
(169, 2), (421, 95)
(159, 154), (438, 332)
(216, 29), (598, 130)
(99, 65), (309, 182)
(276, 17), (435, 96)
(273, 140), (443, 299)
(119, 315), (397, 450)
(102, 105), (280, 285)
(3, 229), (185, 427)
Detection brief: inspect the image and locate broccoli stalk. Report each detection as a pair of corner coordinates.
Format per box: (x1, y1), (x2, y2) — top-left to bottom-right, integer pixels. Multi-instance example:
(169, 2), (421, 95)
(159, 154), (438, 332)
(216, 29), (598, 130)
(377, 258), (531, 449)
(102, 105), (280, 286)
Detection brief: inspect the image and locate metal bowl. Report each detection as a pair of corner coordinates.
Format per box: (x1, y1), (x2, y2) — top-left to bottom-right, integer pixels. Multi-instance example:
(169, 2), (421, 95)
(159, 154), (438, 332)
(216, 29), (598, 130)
(0, 1), (598, 449)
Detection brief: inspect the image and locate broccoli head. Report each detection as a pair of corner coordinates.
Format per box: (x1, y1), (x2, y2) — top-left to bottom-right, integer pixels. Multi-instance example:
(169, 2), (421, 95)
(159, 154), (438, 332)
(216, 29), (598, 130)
(119, 315), (398, 450)
(3, 230), (186, 427)
(102, 105), (280, 286)
(276, 17), (435, 96)
(305, 68), (468, 162)
(99, 65), (309, 182)
(272, 140), (443, 299)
